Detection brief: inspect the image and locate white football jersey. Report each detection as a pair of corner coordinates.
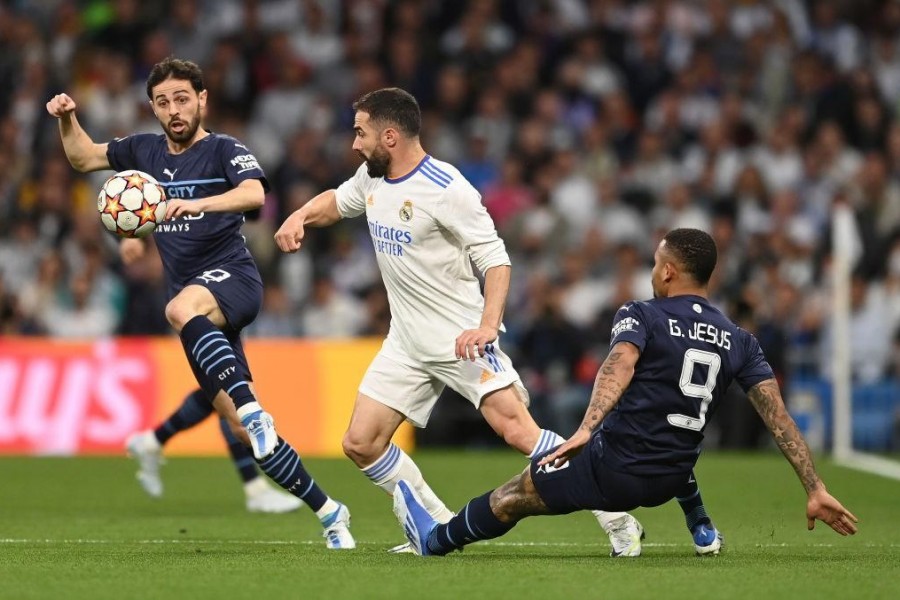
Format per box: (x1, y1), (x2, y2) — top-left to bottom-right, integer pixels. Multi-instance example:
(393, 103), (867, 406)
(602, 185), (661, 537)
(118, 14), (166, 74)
(335, 155), (510, 361)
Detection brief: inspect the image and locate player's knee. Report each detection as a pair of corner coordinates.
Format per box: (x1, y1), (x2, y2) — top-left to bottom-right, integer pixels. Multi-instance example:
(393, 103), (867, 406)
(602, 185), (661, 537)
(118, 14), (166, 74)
(342, 430), (379, 466)
(164, 299), (194, 331)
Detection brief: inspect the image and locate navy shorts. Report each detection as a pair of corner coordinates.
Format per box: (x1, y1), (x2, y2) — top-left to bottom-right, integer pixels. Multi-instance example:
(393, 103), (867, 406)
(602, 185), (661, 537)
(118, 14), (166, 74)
(170, 254), (263, 394)
(168, 254), (263, 332)
(530, 436), (688, 513)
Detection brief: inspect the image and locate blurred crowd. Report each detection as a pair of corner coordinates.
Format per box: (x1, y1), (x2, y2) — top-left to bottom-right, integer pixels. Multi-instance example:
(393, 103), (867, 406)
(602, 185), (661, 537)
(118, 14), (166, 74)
(2, 0), (900, 437)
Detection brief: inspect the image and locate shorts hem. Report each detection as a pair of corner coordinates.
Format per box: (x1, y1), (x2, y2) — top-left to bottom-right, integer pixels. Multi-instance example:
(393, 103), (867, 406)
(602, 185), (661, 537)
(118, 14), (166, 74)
(358, 384), (428, 428)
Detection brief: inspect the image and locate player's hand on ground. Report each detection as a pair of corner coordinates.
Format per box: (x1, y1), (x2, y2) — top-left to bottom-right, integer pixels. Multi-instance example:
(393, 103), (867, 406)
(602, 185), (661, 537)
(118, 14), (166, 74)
(806, 488), (858, 536)
(455, 326), (498, 360)
(165, 199), (203, 221)
(119, 238), (146, 265)
(537, 428), (590, 469)
(274, 213), (307, 253)
(46, 93), (77, 117)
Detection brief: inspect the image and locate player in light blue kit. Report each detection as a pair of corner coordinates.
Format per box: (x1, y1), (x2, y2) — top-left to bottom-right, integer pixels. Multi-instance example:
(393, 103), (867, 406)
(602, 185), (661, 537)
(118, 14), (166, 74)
(394, 229), (858, 556)
(46, 57), (353, 548)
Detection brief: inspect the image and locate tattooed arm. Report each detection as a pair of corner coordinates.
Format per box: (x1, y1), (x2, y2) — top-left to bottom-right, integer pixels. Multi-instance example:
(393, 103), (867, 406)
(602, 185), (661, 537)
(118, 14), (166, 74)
(747, 378), (859, 535)
(747, 379), (821, 492)
(539, 342), (640, 468)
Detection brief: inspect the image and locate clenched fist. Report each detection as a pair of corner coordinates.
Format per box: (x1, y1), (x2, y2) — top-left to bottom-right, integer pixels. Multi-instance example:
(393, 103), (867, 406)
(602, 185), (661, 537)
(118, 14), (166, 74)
(46, 93), (77, 118)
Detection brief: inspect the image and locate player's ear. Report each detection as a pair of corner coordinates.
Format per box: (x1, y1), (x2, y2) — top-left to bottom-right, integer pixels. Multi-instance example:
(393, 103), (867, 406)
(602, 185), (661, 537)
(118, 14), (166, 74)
(198, 89), (208, 110)
(383, 127), (398, 148)
(663, 261), (676, 283)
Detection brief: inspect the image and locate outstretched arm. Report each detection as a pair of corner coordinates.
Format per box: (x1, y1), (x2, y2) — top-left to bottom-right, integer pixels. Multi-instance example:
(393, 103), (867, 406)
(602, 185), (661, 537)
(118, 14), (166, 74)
(274, 189), (341, 253)
(46, 93), (110, 172)
(747, 379), (858, 535)
(539, 342), (639, 468)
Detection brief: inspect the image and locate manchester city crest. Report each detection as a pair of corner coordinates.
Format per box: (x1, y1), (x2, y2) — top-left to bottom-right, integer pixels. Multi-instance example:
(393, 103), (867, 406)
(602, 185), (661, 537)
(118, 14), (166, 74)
(399, 200), (413, 222)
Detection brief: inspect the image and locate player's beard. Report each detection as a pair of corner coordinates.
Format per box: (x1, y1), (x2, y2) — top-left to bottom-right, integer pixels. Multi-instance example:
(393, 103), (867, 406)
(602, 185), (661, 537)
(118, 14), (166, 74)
(164, 113), (201, 144)
(361, 145), (391, 178)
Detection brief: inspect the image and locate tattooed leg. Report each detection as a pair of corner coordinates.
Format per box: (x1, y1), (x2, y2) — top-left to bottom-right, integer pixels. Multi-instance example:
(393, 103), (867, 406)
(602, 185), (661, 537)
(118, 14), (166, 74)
(426, 468), (554, 554)
(491, 468), (554, 522)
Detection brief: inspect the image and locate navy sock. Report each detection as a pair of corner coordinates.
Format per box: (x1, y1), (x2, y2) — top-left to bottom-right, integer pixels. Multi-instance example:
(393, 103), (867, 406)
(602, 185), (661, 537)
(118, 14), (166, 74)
(676, 472), (711, 532)
(154, 389), (213, 445)
(219, 417), (258, 484)
(428, 491), (516, 555)
(181, 315), (255, 410)
(256, 437), (328, 511)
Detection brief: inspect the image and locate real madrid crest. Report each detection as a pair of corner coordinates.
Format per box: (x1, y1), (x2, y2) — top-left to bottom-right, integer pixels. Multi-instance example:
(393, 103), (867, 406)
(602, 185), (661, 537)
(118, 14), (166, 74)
(399, 200), (414, 222)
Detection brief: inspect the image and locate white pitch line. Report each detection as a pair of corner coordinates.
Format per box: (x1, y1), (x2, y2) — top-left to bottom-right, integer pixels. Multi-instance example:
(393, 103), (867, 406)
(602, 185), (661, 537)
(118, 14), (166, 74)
(0, 539), (895, 548)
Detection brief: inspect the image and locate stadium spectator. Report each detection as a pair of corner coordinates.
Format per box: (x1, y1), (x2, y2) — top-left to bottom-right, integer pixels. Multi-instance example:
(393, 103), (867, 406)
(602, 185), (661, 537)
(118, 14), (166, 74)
(0, 0), (894, 451)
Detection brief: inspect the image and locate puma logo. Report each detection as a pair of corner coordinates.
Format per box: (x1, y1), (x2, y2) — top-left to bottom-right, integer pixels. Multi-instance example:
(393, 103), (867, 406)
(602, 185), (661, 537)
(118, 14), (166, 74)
(162, 168), (178, 181)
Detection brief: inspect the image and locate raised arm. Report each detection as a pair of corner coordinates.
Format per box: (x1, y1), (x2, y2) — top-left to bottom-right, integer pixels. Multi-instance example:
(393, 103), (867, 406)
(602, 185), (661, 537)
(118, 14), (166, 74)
(746, 379), (858, 535)
(539, 341), (640, 468)
(274, 189), (342, 253)
(46, 93), (110, 172)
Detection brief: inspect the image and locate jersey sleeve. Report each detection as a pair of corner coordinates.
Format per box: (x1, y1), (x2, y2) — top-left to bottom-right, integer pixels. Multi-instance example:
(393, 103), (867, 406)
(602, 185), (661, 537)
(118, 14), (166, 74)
(610, 302), (649, 352)
(220, 138), (269, 192)
(106, 134), (150, 171)
(734, 329), (776, 392)
(435, 179), (511, 274)
(334, 164), (370, 218)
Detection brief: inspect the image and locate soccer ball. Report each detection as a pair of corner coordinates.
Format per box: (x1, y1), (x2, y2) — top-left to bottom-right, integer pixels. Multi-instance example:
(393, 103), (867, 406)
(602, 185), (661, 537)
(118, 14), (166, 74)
(97, 170), (168, 238)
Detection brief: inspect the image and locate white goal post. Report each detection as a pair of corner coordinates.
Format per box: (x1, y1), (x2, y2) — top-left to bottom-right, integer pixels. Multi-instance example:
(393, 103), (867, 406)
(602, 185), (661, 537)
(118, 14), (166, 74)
(830, 203), (900, 480)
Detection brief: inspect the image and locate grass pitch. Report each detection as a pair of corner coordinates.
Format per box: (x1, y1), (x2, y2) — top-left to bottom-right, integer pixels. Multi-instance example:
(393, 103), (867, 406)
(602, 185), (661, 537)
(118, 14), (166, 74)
(1, 451), (897, 600)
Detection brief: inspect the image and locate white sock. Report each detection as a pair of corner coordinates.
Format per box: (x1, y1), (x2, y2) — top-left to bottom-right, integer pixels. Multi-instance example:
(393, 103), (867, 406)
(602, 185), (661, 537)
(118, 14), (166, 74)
(142, 431), (162, 451)
(243, 477), (269, 497)
(527, 430), (628, 530)
(315, 498), (341, 522)
(236, 401), (264, 421)
(362, 443), (454, 523)
(593, 510), (631, 530)
(528, 429), (565, 459)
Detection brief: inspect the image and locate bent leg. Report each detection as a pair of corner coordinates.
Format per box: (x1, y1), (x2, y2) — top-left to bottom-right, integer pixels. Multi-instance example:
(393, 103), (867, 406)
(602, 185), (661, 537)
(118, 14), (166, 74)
(479, 384), (542, 453)
(479, 384), (639, 553)
(169, 284), (258, 413)
(425, 467), (552, 555)
(344, 392), (455, 523)
(155, 389), (214, 445)
(342, 392), (406, 467)
(676, 471), (724, 555)
(211, 390), (330, 513)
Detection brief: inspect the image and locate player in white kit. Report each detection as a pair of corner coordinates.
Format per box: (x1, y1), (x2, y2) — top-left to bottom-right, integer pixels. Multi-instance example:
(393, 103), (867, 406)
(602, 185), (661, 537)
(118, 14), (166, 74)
(274, 88), (643, 555)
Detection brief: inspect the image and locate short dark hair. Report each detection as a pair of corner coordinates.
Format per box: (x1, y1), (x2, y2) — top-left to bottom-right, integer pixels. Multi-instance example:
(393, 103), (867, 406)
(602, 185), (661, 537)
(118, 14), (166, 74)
(352, 87), (420, 137)
(146, 57), (204, 99)
(663, 228), (718, 285)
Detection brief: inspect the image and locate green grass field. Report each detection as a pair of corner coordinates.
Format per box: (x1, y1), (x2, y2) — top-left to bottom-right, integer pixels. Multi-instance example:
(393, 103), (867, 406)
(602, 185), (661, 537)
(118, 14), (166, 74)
(1, 451), (897, 600)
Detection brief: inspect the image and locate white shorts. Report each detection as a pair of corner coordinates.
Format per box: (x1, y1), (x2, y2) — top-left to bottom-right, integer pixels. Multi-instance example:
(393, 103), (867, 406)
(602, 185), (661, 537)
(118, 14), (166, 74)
(358, 338), (529, 428)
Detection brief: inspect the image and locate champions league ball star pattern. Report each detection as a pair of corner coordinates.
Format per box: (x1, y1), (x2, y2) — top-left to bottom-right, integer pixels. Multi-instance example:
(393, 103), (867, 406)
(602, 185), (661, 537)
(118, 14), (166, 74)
(98, 170), (168, 238)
